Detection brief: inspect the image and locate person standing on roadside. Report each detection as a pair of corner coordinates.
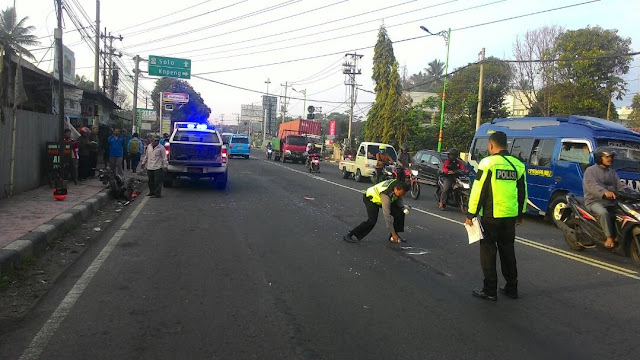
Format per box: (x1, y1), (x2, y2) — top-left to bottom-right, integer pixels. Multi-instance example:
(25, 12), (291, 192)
(89, 126), (99, 177)
(78, 128), (92, 181)
(121, 129), (132, 171)
(466, 131), (527, 302)
(141, 137), (168, 198)
(63, 129), (79, 185)
(128, 133), (144, 173)
(108, 128), (125, 177)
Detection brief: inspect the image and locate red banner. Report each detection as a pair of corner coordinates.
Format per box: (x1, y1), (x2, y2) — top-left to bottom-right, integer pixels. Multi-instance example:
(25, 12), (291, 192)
(329, 120), (336, 136)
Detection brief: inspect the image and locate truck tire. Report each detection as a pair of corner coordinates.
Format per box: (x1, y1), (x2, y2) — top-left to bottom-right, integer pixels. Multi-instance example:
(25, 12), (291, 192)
(342, 167), (350, 179)
(215, 174), (228, 190)
(355, 169), (363, 182)
(163, 174), (174, 188)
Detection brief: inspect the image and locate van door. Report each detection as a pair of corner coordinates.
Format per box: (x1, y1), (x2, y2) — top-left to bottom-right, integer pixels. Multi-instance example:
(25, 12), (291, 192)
(356, 144), (368, 173)
(526, 138), (558, 215)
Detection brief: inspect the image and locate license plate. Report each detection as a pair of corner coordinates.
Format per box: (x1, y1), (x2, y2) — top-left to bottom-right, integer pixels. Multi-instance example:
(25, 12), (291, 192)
(187, 167), (203, 174)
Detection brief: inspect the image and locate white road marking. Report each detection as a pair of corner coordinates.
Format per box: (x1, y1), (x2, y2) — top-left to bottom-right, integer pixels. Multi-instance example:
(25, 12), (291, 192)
(19, 196), (150, 360)
(263, 159), (640, 280)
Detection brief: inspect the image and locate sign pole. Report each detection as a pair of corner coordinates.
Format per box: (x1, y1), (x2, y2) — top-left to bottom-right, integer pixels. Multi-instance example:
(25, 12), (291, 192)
(132, 55), (140, 134)
(56, 0), (66, 185)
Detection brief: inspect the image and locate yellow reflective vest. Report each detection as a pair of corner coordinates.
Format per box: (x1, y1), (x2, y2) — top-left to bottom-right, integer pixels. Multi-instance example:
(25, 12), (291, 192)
(365, 179), (398, 205)
(468, 151), (527, 219)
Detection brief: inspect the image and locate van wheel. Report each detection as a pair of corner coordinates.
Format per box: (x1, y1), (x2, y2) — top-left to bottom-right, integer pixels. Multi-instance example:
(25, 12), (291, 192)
(355, 169), (363, 182)
(549, 193), (568, 226)
(342, 167), (350, 179)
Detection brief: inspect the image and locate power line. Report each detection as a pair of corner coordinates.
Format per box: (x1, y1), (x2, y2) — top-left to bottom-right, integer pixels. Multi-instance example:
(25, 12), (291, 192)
(192, 75), (372, 105)
(178, 0), (425, 57)
(290, 57), (344, 84)
(126, 0), (303, 49)
(115, 0), (213, 33)
(129, 0), (348, 53)
(308, 83), (344, 96)
(192, 0), (603, 75)
(122, 1), (247, 37)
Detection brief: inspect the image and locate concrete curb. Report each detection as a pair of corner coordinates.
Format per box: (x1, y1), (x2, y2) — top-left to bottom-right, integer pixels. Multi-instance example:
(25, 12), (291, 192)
(0, 190), (112, 276)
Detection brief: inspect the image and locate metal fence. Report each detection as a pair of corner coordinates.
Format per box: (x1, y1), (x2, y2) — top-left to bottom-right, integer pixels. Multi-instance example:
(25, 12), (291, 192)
(0, 107), (59, 199)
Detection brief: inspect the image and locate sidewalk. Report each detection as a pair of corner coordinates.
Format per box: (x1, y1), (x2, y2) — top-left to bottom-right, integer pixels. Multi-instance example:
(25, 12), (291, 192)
(0, 179), (112, 274)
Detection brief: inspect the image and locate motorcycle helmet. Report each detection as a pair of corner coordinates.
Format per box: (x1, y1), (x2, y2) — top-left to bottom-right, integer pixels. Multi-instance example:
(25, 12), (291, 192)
(448, 148), (460, 160)
(379, 145), (387, 153)
(593, 146), (616, 165)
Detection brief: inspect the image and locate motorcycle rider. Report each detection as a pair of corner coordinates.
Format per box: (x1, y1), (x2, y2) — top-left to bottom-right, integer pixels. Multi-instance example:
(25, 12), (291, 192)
(398, 144), (413, 169)
(439, 148), (467, 210)
(375, 145), (394, 182)
(583, 147), (629, 249)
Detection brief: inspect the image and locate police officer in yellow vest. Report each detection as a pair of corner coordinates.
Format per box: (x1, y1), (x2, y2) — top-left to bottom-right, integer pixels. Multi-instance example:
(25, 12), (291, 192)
(466, 131), (527, 301)
(344, 179), (411, 243)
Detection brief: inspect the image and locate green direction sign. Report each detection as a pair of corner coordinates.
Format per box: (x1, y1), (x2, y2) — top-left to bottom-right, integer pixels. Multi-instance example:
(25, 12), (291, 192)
(148, 55), (191, 79)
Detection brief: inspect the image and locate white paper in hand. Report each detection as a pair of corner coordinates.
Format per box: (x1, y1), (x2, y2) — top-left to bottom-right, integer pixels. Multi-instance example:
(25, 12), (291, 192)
(465, 218), (484, 244)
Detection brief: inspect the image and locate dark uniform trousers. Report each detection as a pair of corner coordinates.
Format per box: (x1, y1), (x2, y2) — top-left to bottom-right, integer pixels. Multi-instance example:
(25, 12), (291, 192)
(147, 169), (164, 196)
(350, 194), (405, 240)
(480, 216), (518, 296)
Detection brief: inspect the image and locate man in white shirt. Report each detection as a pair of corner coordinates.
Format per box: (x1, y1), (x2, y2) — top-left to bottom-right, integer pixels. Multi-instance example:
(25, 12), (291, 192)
(141, 137), (168, 198)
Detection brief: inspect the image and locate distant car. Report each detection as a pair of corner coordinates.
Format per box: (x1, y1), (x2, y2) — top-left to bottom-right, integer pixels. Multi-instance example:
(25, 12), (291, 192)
(165, 122), (228, 189)
(228, 134), (251, 159)
(221, 133), (233, 145)
(413, 150), (447, 185)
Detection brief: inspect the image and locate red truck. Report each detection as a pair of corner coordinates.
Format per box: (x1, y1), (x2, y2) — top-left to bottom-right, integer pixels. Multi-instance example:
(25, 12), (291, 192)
(272, 119), (321, 163)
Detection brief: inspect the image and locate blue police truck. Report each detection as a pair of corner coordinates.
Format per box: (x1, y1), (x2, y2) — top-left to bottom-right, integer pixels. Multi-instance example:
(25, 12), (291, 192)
(468, 115), (640, 221)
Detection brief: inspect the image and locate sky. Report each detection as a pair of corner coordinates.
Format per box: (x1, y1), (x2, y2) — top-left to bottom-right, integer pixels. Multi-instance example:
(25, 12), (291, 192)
(9, 0), (640, 124)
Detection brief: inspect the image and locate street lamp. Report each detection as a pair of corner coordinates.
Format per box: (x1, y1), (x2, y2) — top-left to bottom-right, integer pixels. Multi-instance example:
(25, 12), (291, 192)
(420, 26), (451, 152)
(264, 78), (271, 146)
(291, 87), (307, 118)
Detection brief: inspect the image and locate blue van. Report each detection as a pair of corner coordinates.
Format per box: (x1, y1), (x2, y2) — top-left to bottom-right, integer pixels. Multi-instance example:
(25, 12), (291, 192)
(228, 134), (251, 158)
(468, 115), (640, 221)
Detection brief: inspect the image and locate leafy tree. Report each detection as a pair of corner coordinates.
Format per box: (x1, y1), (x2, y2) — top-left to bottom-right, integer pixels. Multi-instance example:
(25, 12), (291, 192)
(365, 26), (395, 142)
(512, 25), (564, 116)
(151, 77), (211, 123)
(628, 94), (640, 128)
(381, 61), (406, 146)
(536, 26), (632, 119)
(74, 75), (94, 90)
(441, 57), (512, 150)
(424, 59), (445, 92)
(404, 97), (439, 150)
(0, 7), (38, 59)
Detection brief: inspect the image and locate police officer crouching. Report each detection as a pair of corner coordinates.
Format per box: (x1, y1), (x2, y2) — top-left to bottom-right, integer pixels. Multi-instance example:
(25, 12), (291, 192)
(344, 179), (411, 243)
(466, 131), (527, 301)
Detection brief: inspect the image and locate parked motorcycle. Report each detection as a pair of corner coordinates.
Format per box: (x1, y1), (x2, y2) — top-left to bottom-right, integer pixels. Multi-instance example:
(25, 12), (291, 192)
(308, 153), (320, 173)
(381, 164), (421, 200)
(267, 148), (273, 160)
(98, 168), (140, 201)
(556, 191), (640, 266)
(435, 171), (471, 213)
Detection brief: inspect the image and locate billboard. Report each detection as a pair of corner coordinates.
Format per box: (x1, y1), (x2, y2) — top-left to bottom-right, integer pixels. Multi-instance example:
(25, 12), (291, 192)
(54, 45), (75, 85)
(329, 120), (336, 136)
(241, 104), (263, 123)
(262, 95), (278, 135)
(162, 92), (189, 103)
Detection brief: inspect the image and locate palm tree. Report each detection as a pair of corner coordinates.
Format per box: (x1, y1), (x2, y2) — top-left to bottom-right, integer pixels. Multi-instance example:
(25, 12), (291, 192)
(0, 7), (38, 59)
(424, 59), (445, 92)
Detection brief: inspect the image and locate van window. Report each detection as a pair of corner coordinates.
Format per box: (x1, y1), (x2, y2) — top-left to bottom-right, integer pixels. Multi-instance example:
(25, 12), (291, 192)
(471, 138), (489, 161)
(511, 138), (535, 163)
(530, 139), (556, 167)
(559, 141), (590, 165)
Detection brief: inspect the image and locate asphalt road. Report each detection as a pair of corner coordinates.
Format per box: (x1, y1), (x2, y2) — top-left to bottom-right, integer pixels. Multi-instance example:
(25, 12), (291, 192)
(2, 153), (640, 360)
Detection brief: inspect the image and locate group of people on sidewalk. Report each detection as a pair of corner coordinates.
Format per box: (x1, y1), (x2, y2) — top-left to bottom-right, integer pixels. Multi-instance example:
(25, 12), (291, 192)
(105, 128), (145, 177)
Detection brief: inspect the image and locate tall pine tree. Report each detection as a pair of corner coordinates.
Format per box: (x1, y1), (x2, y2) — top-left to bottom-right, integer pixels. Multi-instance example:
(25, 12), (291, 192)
(366, 26), (404, 143)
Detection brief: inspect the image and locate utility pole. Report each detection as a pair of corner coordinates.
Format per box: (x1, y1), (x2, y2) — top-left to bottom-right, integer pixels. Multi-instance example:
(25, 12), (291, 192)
(101, 27), (107, 94)
(280, 82), (289, 125)
(101, 32), (123, 99)
(475, 48), (485, 131)
(263, 78), (270, 146)
(343, 53), (363, 148)
(93, 0), (100, 126)
(55, 0), (65, 182)
(131, 55), (140, 134)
